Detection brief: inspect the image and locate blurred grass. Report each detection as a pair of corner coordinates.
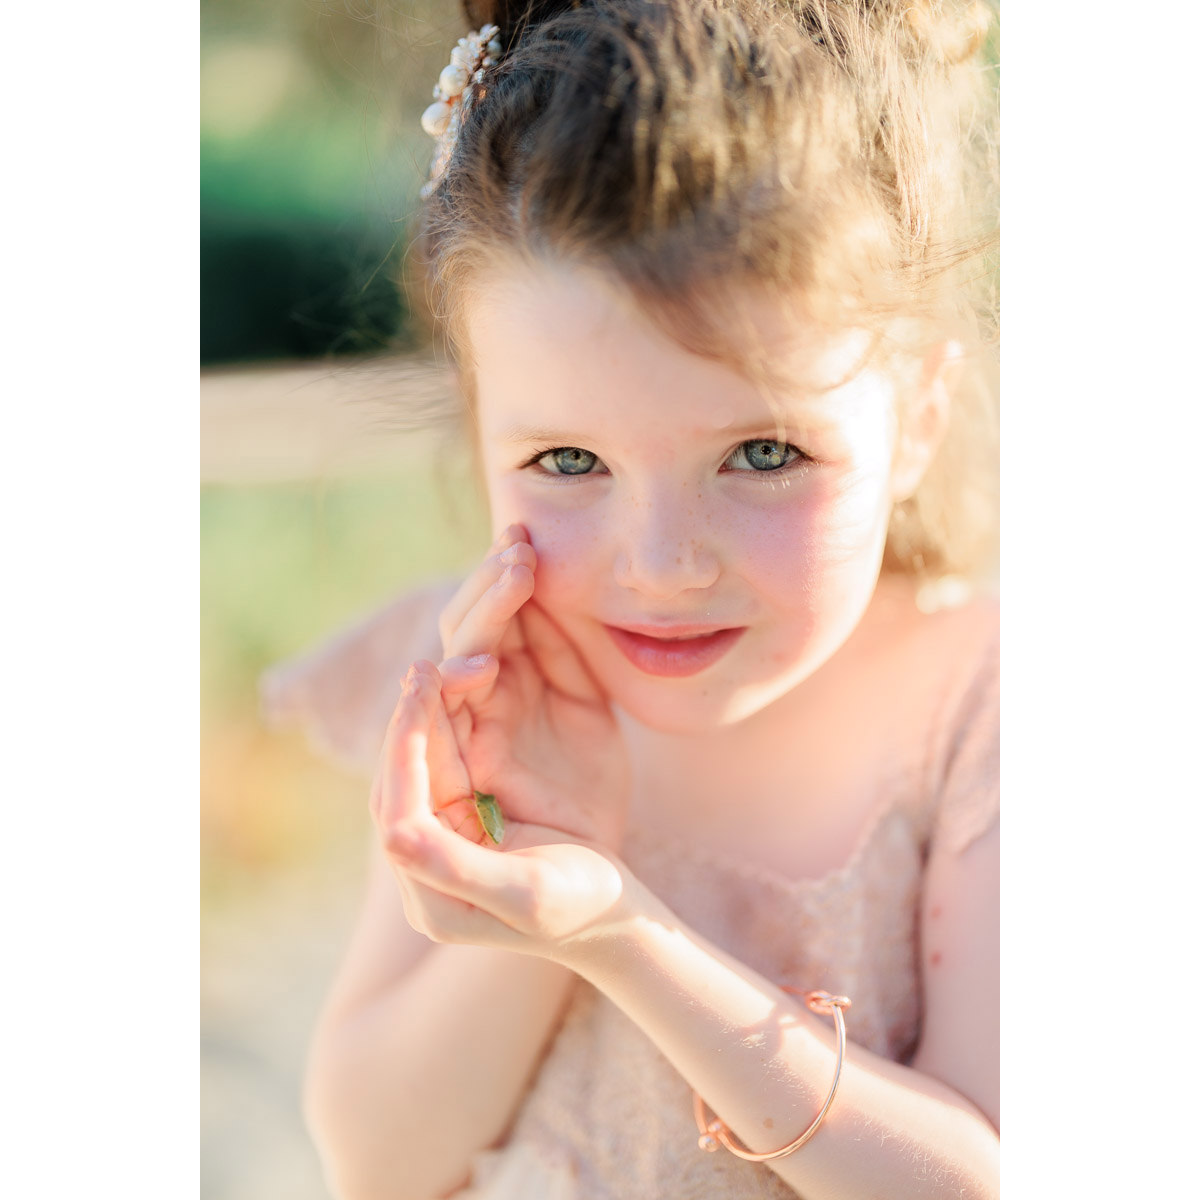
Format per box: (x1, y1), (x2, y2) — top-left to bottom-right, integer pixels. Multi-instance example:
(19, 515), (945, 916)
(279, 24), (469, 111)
(200, 466), (488, 911)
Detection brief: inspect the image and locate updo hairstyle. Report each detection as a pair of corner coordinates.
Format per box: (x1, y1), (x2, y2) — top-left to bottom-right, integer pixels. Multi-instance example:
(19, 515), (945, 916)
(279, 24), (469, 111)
(413, 0), (998, 584)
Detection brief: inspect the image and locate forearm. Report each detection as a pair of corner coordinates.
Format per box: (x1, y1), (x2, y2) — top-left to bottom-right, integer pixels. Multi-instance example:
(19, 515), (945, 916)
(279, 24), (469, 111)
(306, 944), (576, 1200)
(564, 890), (999, 1200)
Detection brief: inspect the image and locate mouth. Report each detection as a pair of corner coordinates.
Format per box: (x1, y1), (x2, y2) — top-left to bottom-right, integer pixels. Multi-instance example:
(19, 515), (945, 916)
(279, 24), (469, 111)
(604, 623), (745, 678)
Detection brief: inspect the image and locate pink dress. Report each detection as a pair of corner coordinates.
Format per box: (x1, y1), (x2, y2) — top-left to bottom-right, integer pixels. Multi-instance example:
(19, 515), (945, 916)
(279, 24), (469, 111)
(263, 584), (998, 1200)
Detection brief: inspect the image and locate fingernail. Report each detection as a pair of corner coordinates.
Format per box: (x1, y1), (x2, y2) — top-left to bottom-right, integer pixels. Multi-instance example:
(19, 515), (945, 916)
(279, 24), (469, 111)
(465, 654), (491, 669)
(402, 664), (429, 696)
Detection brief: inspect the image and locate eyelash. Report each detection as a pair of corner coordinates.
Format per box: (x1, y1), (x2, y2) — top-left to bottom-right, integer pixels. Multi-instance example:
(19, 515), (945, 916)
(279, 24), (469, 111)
(518, 440), (813, 478)
(720, 440), (812, 474)
(518, 446), (610, 478)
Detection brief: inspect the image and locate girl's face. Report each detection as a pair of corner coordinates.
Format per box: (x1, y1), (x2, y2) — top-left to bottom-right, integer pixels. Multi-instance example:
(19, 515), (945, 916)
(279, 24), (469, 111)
(469, 261), (925, 734)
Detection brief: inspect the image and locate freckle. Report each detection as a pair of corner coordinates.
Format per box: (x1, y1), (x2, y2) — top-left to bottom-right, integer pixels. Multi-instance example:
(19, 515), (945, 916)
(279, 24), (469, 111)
(763, 1118), (774, 1130)
(930, 951), (942, 967)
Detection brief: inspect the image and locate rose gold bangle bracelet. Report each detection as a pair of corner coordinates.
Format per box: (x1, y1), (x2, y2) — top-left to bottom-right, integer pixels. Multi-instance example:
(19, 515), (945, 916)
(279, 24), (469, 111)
(693, 988), (852, 1163)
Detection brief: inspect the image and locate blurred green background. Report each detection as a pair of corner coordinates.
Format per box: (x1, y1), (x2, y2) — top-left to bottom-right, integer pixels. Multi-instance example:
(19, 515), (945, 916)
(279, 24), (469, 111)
(201, 0), (445, 364)
(200, 4), (487, 1197)
(201, 0), (473, 897)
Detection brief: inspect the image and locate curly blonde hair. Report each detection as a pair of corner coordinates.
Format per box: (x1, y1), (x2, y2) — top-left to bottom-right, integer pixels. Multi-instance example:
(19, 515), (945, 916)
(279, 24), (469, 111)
(413, 0), (998, 583)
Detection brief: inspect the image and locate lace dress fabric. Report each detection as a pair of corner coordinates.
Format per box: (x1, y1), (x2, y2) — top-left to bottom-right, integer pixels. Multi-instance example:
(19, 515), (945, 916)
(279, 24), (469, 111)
(460, 815), (927, 1199)
(456, 623), (999, 1200)
(263, 588), (998, 1200)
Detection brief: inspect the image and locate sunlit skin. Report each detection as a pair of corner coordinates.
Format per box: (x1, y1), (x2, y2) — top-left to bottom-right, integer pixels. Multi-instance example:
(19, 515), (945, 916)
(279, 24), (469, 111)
(301, 259), (998, 1200)
(469, 259), (926, 735)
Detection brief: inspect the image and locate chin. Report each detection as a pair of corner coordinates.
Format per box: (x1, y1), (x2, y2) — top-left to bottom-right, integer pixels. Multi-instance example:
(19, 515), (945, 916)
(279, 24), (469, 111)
(603, 666), (813, 737)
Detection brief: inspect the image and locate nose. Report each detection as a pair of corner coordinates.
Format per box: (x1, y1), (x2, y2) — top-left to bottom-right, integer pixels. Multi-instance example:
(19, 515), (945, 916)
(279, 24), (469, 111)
(611, 488), (720, 599)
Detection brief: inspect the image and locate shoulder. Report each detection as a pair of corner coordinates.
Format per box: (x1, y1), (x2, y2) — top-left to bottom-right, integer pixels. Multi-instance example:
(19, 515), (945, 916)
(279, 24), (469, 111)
(906, 583), (998, 672)
(863, 573), (996, 668)
(259, 578), (459, 776)
(912, 591), (999, 855)
(858, 579), (997, 844)
(866, 578), (997, 731)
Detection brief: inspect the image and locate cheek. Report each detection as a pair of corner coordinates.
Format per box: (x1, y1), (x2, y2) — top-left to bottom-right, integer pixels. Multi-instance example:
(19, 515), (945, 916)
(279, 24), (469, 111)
(797, 468), (895, 567)
(727, 501), (820, 594)
(485, 479), (607, 606)
(733, 470), (892, 592)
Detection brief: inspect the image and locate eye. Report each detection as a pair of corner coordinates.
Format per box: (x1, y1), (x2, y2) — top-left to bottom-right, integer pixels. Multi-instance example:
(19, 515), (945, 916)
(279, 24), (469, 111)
(531, 447), (606, 476)
(724, 439), (804, 472)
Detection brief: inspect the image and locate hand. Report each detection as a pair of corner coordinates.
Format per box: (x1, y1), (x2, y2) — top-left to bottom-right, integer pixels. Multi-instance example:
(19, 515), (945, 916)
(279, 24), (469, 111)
(432, 524), (630, 851)
(371, 660), (634, 956)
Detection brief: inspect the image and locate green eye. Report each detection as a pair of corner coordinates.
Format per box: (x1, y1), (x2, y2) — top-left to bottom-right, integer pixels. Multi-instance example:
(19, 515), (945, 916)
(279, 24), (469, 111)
(473, 790), (505, 845)
(726, 439), (801, 471)
(537, 447), (602, 475)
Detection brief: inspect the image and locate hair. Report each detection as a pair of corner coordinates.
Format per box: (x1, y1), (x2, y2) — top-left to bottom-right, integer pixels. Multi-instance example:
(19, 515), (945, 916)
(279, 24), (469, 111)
(410, 0), (998, 585)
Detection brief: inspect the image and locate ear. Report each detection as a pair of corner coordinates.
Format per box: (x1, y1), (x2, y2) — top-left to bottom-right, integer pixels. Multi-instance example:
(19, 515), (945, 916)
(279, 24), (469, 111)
(889, 340), (957, 503)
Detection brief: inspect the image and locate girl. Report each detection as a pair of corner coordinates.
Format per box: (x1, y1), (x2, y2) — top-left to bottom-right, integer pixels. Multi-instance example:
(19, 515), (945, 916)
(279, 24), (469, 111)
(268, 1), (1000, 1196)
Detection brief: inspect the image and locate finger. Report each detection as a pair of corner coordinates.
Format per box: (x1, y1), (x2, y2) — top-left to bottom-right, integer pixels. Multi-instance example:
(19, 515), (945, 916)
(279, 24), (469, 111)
(384, 661), (491, 841)
(424, 677), (477, 814)
(437, 525), (532, 651)
(385, 820), (542, 929)
(377, 661), (442, 831)
(446, 571), (534, 717)
(434, 794), (490, 844)
(519, 600), (604, 702)
(396, 872), (523, 949)
(439, 653), (500, 693)
(439, 652), (501, 717)
(445, 557), (536, 662)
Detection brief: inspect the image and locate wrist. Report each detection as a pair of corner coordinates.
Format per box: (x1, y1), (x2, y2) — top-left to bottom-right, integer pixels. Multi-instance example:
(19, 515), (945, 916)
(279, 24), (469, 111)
(552, 864), (671, 980)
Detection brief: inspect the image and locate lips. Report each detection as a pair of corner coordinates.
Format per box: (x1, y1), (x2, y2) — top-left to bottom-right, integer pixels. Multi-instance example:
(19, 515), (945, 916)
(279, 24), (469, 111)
(604, 623), (745, 678)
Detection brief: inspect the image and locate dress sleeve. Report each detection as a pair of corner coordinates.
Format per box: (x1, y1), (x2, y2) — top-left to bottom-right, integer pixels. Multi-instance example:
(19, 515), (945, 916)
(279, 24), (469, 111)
(258, 579), (457, 778)
(930, 622), (999, 857)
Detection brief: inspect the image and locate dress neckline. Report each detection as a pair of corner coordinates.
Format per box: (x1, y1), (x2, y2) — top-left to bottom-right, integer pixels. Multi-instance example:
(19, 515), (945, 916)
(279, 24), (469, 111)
(621, 774), (922, 902)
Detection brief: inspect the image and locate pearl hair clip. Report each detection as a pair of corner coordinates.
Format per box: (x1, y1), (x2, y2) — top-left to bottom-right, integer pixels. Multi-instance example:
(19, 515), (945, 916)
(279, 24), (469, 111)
(420, 23), (503, 198)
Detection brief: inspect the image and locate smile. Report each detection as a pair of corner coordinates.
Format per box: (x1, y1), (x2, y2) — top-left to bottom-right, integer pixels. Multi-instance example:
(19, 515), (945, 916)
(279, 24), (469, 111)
(604, 624), (745, 678)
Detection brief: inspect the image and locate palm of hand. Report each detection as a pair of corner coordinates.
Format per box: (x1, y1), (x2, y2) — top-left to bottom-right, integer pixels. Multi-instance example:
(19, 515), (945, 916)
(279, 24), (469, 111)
(452, 613), (629, 850)
(378, 658), (634, 952)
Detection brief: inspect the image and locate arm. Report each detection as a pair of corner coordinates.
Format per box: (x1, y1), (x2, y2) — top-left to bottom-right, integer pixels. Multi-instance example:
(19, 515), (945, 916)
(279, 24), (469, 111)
(271, 581), (553, 1199)
(304, 527), (629, 1200)
(386, 664), (1000, 1200)
(304, 847), (577, 1200)
(563, 821), (1000, 1199)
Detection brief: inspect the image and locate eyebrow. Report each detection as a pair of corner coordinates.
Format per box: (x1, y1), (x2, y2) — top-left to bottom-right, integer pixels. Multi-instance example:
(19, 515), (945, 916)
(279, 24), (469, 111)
(715, 418), (799, 440)
(499, 417), (805, 445)
(499, 425), (586, 444)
